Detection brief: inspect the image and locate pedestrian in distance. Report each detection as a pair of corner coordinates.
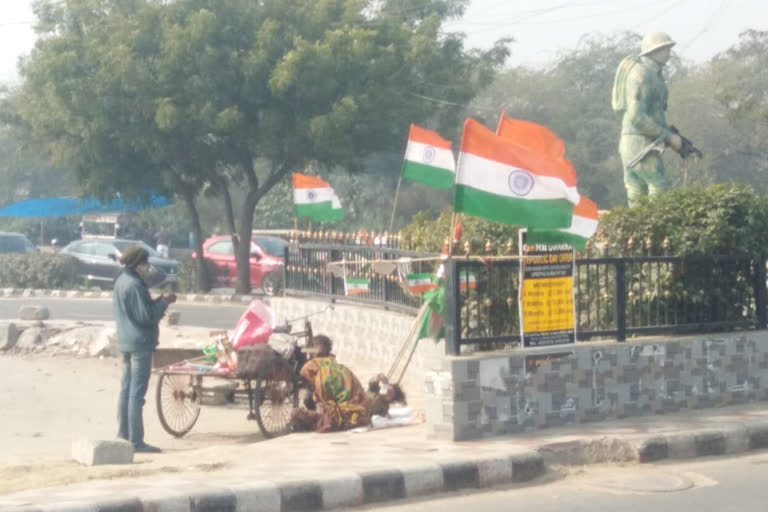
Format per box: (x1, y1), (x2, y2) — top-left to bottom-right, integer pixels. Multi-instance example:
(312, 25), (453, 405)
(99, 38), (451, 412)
(114, 245), (176, 453)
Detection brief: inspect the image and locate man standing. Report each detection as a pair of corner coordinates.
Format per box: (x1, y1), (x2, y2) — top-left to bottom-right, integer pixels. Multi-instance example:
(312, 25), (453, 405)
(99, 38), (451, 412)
(114, 246), (176, 453)
(612, 32), (686, 206)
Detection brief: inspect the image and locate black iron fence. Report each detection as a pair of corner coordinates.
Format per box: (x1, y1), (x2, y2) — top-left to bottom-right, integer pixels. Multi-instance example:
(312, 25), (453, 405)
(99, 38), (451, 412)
(442, 255), (768, 355)
(283, 241), (768, 355)
(284, 241), (434, 313)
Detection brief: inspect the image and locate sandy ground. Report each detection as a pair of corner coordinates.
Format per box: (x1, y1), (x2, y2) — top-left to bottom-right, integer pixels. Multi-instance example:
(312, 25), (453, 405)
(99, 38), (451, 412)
(0, 354), (264, 493)
(0, 352), (416, 495)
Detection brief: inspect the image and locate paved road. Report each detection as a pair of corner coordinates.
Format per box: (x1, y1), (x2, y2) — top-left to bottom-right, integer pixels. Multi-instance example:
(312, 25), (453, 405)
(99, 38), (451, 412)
(370, 453), (768, 512)
(0, 297), (247, 329)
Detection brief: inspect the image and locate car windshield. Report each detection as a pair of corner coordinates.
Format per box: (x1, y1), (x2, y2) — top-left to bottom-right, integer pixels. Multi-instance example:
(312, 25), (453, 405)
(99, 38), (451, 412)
(113, 240), (161, 258)
(253, 237), (287, 257)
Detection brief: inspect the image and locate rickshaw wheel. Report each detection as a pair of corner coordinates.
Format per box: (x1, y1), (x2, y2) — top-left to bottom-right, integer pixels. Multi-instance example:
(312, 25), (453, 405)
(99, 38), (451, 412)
(254, 363), (298, 438)
(156, 373), (203, 437)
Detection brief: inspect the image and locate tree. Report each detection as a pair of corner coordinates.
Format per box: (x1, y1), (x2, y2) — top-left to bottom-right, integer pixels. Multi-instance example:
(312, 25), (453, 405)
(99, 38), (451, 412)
(10, 0), (509, 293)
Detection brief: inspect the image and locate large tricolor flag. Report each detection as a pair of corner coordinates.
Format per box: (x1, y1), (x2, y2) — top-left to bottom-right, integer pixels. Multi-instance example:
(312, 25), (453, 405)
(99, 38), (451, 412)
(292, 173), (343, 222)
(401, 124), (456, 189)
(526, 196), (599, 250)
(453, 119), (579, 229)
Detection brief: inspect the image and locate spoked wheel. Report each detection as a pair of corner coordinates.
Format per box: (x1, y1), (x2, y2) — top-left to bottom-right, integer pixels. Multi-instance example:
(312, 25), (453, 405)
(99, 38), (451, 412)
(156, 373), (203, 437)
(254, 363), (299, 438)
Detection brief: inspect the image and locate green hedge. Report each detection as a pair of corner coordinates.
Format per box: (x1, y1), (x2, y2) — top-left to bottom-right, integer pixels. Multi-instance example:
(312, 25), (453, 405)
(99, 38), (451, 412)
(0, 253), (80, 289)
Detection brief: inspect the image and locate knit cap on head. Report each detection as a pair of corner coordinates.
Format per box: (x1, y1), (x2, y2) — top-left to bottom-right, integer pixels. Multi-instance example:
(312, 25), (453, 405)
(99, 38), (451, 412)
(119, 246), (149, 268)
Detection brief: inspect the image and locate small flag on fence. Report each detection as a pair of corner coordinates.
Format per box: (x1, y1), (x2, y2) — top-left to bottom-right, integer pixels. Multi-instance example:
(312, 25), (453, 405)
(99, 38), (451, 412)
(344, 277), (369, 295)
(405, 273), (438, 295)
(458, 271), (477, 291)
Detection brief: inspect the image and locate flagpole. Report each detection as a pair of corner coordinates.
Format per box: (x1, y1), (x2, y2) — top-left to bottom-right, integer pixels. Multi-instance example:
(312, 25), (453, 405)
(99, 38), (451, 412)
(447, 126), (464, 258)
(388, 174), (404, 234)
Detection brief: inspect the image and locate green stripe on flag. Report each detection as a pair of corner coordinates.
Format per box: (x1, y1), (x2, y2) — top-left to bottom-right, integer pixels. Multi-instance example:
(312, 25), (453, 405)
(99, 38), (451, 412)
(526, 230), (586, 250)
(295, 202), (343, 222)
(454, 185), (573, 229)
(402, 161), (454, 189)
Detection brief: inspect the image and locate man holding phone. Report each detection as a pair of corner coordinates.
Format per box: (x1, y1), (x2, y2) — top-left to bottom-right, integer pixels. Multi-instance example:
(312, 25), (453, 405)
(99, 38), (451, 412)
(113, 245), (176, 453)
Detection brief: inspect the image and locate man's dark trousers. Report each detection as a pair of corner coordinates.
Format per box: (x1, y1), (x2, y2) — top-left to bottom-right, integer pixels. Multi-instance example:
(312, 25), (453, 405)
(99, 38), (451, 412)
(117, 350), (153, 446)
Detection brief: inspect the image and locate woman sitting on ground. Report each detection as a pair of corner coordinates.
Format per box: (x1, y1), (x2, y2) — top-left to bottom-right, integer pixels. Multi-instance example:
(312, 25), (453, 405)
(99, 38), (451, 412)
(291, 335), (371, 433)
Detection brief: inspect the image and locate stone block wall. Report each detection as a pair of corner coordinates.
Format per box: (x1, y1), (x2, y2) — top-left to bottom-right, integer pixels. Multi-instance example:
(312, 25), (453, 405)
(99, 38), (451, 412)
(425, 333), (768, 440)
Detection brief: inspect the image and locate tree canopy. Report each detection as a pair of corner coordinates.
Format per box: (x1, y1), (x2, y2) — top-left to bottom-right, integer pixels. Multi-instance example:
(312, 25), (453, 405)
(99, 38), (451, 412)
(7, 0), (509, 291)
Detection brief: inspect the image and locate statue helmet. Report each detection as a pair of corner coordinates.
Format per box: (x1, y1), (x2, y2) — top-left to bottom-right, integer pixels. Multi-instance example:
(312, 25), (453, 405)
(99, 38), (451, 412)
(639, 32), (676, 56)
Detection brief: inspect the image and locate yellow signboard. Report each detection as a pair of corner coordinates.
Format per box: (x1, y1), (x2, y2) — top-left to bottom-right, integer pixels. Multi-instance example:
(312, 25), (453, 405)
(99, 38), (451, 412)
(521, 276), (574, 333)
(519, 237), (576, 348)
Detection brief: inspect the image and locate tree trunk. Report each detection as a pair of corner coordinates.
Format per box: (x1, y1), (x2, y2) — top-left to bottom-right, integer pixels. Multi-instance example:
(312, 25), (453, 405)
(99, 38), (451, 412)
(221, 179), (240, 255)
(233, 159), (291, 295)
(235, 189), (259, 295)
(180, 187), (209, 292)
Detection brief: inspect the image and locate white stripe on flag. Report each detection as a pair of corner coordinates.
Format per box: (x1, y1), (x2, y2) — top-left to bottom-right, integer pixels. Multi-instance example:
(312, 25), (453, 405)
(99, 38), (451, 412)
(457, 153), (580, 204)
(294, 187), (335, 204)
(405, 141), (456, 172)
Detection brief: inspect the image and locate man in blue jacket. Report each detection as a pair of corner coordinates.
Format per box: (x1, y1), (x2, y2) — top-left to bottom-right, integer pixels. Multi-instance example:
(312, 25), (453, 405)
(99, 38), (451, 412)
(114, 246), (176, 453)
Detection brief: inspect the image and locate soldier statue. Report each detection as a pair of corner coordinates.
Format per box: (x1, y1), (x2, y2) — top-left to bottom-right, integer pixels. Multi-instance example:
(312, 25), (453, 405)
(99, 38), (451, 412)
(612, 32), (701, 206)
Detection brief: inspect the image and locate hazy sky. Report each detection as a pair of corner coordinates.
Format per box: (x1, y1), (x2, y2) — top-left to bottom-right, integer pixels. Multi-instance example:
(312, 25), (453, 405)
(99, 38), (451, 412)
(1, 0), (766, 84)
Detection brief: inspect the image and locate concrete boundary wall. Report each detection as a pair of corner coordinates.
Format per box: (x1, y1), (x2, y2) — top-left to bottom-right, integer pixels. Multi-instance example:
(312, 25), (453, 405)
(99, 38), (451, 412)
(425, 332), (768, 441)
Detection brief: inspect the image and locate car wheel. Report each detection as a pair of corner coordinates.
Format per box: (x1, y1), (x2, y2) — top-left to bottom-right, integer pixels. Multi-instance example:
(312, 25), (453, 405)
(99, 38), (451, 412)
(261, 272), (283, 297)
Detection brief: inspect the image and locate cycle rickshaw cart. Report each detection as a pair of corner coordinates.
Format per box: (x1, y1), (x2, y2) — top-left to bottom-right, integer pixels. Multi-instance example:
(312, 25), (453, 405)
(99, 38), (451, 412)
(153, 308), (321, 439)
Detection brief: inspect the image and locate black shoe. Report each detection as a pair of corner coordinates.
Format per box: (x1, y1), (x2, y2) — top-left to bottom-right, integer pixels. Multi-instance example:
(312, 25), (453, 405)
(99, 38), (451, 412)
(134, 443), (162, 454)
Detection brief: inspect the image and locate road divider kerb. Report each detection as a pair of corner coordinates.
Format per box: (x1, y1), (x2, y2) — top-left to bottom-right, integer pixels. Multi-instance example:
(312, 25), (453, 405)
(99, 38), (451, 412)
(0, 288), (258, 306)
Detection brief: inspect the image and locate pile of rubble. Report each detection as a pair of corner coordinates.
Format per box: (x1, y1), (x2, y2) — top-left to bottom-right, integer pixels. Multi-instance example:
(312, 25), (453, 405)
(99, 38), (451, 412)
(0, 305), (117, 358)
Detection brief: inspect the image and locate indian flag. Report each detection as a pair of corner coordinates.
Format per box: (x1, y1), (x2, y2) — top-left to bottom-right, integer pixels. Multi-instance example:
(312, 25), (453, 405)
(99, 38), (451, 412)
(345, 277), (369, 295)
(406, 273), (437, 295)
(458, 271), (476, 291)
(401, 124), (456, 189)
(527, 196), (599, 250)
(293, 172), (343, 222)
(454, 119), (579, 229)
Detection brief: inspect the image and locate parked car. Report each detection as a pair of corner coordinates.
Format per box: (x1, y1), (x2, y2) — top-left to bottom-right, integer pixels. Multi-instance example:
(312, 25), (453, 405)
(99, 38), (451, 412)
(60, 238), (180, 289)
(196, 235), (284, 294)
(0, 232), (37, 253)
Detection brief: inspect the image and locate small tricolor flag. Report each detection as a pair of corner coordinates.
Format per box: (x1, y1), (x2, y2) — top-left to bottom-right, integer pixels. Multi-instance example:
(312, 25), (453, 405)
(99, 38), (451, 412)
(293, 172), (343, 222)
(402, 124), (456, 189)
(344, 277), (369, 295)
(454, 119), (579, 229)
(526, 196), (599, 250)
(458, 271), (477, 291)
(406, 273), (438, 295)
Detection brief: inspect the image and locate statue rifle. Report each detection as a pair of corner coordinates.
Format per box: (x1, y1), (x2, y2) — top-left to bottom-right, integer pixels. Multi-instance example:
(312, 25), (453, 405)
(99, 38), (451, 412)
(627, 125), (702, 169)
(627, 133), (666, 169)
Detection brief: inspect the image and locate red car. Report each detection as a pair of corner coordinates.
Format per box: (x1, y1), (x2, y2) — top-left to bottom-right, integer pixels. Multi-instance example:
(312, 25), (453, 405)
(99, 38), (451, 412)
(197, 235), (285, 294)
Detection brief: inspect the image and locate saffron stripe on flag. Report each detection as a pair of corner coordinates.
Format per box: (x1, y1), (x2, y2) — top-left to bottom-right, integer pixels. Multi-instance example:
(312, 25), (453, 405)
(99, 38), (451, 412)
(407, 124), (453, 149)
